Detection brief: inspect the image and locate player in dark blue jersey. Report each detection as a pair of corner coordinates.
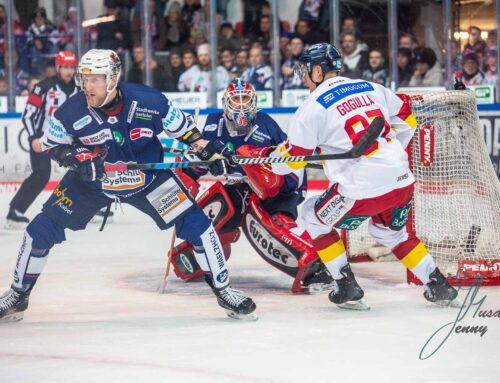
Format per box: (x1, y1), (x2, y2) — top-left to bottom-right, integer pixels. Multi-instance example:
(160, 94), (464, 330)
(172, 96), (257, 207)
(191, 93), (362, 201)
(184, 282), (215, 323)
(0, 50), (257, 322)
(170, 79), (333, 293)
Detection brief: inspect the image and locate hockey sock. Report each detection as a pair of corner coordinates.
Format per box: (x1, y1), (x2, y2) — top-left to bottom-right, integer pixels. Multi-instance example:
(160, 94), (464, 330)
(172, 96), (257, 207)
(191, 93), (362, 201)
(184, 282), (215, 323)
(392, 238), (436, 284)
(312, 231), (348, 280)
(12, 231), (49, 292)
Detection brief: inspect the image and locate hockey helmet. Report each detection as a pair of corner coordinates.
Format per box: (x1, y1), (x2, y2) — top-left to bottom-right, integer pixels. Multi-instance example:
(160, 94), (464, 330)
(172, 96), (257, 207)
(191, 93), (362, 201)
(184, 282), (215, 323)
(55, 51), (77, 67)
(295, 43), (342, 84)
(222, 78), (258, 136)
(77, 49), (122, 107)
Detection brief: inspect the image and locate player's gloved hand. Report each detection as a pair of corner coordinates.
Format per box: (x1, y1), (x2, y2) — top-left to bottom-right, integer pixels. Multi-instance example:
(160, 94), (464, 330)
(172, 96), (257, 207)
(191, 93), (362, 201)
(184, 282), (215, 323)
(454, 77), (466, 90)
(198, 139), (237, 177)
(55, 146), (106, 182)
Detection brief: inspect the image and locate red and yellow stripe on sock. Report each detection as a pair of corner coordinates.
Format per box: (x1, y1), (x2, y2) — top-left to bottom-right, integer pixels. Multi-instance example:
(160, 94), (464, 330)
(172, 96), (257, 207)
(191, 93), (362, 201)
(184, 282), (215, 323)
(314, 232), (346, 263)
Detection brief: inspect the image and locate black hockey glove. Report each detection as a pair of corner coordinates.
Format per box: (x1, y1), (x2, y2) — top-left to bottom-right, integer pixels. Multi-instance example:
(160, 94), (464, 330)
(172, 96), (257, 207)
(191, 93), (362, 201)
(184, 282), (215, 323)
(454, 77), (466, 90)
(53, 146), (106, 182)
(198, 139), (237, 177)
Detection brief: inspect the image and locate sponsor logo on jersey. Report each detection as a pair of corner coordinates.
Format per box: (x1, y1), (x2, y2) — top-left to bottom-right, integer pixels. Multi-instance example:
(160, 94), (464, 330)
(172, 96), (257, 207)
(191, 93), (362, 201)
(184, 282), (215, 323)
(419, 124), (434, 167)
(102, 163), (145, 191)
(88, 107), (103, 124)
(317, 81), (374, 109)
(127, 100), (138, 123)
(203, 123), (217, 132)
(48, 90), (59, 99)
(250, 129), (271, 143)
(48, 118), (68, 140)
(246, 216), (298, 268)
(73, 115), (92, 130)
(130, 127), (153, 140)
(146, 178), (193, 224)
(107, 116), (118, 124)
(216, 269), (228, 284)
(390, 199), (412, 230)
(52, 186), (73, 215)
(208, 229), (225, 269)
(80, 129), (113, 145)
(135, 106), (160, 121)
(334, 215), (369, 231)
(113, 130), (124, 145)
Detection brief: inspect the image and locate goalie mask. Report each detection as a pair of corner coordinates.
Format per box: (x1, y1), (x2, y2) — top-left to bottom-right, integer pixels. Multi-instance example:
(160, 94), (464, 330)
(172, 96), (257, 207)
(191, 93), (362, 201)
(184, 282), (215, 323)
(76, 49), (122, 108)
(222, 79), (257, 137)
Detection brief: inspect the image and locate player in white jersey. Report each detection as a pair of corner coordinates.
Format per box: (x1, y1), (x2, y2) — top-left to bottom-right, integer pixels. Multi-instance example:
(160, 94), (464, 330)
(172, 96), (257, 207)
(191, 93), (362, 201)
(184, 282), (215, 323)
(267, 43), (458, 309)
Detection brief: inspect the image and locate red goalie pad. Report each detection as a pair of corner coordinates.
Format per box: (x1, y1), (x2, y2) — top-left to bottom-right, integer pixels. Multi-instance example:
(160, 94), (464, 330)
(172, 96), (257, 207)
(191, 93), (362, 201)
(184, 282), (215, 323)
(237, 145), (284, 200)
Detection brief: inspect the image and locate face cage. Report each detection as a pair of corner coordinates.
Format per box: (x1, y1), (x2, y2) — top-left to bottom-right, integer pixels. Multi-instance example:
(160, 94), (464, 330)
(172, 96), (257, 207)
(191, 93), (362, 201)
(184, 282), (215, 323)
(223, 90), (257, 136)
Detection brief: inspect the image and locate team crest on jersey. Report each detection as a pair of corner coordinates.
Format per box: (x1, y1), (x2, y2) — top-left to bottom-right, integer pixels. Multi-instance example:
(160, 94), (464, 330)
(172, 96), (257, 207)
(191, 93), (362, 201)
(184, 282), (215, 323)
(80, 129), (113, 145)
(73, 115), (92, 130)
(107, 116), (118, 124)
(130, 128), (153, 140)
(113, 130), (124, 145)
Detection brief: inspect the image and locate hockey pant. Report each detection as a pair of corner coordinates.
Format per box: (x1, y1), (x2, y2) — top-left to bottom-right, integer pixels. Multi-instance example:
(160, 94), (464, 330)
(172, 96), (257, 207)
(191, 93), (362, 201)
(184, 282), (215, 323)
(11, 171), (231, 294)
(170, 182), (324, 293)
(302, 183), (436, 284)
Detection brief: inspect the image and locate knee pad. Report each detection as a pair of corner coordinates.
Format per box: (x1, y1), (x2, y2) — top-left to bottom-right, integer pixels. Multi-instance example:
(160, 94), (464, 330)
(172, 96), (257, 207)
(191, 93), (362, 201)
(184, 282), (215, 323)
(27, 213), (66, 250)
(368, 221), (409, 250)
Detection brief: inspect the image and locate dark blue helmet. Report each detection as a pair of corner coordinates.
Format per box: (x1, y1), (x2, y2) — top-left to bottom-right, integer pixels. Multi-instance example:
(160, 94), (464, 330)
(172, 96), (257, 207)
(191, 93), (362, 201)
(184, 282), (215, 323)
(295, 43), (342, 81)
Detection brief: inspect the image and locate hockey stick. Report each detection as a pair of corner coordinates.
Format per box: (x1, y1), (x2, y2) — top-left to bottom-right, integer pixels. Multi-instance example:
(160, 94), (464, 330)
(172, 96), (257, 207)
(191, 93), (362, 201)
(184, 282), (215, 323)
(157, 107), (200, 294)
(106, 116), (384, 172)
(162, 146), (325, 170)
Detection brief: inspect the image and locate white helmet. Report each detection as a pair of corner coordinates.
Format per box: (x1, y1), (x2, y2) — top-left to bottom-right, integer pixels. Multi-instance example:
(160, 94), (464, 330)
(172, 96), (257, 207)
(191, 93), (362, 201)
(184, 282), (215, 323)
(77, 49), (122, 107)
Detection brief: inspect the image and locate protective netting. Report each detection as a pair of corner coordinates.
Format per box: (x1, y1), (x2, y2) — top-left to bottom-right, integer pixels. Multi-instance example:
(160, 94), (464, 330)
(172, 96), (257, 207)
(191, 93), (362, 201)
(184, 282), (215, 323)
(344, 91), (500, 281)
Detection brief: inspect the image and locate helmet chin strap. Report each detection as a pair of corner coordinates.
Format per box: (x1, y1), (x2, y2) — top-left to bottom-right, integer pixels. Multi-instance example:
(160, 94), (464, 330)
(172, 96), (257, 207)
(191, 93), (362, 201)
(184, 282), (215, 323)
(96, 83), (117, 108)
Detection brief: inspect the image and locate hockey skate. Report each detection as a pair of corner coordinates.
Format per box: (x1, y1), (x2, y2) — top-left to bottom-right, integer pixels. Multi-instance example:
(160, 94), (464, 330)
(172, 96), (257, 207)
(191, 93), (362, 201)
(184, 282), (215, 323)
(5, 208), (29, 230)
(206, 277), (257, 321)
(424, 268), (461, 307)
(329, 264), (370, 311)
(302, 264), (334, 294)
(0, 288), (30, 323)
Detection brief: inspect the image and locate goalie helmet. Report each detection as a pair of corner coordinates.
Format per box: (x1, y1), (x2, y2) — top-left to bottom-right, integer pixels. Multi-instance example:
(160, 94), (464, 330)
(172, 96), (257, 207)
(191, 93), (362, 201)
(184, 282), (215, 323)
(76, 49), (122, 107)
(295, 43), (342, 84)
(222, 79), (257, 137)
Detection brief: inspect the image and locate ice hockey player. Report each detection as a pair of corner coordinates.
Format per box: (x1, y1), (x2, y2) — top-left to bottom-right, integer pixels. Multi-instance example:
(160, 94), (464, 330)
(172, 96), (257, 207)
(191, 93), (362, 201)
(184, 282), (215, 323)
(0, 49), (256, 322)
(6, 51), (79, 229)
(232, 43), (459, 309)
(169, 79), (333, 293)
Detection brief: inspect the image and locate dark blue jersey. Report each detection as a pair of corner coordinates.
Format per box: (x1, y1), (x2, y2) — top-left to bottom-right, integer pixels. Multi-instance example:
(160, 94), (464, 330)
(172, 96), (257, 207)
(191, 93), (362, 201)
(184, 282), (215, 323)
(197, 112), (306, 198)
(41, 82), (196, 198)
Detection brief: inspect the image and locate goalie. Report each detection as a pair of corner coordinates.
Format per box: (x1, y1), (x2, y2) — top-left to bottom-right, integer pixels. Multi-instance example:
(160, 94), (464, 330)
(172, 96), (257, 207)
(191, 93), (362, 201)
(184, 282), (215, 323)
(170, 79), (333, 293)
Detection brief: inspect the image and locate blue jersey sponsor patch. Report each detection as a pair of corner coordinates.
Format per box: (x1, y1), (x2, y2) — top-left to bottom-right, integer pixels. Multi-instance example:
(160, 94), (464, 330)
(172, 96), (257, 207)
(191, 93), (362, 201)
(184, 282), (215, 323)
(316, 81), (374, 109)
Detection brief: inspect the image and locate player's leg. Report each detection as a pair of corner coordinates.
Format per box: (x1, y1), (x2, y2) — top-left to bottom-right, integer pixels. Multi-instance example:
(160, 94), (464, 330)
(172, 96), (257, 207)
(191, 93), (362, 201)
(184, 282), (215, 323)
(127, 172), (257, 320)
(6, 149), (51, 229)
(367, 185), (458, 304)
(0, 172), (112, 322)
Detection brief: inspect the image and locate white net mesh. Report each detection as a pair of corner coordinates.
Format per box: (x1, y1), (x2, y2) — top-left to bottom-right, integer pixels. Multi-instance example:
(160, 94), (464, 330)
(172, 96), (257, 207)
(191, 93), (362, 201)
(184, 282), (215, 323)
(344, 91), (500, 280)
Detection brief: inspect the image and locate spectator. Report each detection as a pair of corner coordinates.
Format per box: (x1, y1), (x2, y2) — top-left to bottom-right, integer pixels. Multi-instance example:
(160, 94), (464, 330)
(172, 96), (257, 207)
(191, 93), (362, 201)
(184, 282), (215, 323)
(220, 48), (236, 74)
(181, 48), (197, 73)
(96, 1), (130, 53)
(449, 40), (462, 75)
(397, 47), (413, 87)
(182, 0), (202, 27)
(58, 6), (78, 52)
(242, 0), (267, 37)
(279, 31), (293, 63)
(240, 45), (273, 90)
(409, 47), (443, 87)
(486, 30), (497, 50)
(25, 7), (58, 61)
(232, 49), (249, 79)
(483, 49), (497, 85)
(177, 43), (229, 96)
(130, 0), (167, 51)
(26, 76), (40, 93)
(127, 45), (168, 91)
(340, 31), (368, 79)
(163, 1), (190, 50)
(399, 33), (419, 53)
(166, 48), (184, 91)
(341, 16), (368, 52)
(218, 22), (242, 53)
(464, 26), (487, 58)
(294, 19), (324, 46)
(14, 0), (38, 30)
(454, 52), (487, 86)
(282, 37), (306, 89)
(251, 15), (271, 53)
(0, 76), (8, 95)
(361, 48), (388, 87)
(298, 0), (325, 29)
(0, 49), (30, 95)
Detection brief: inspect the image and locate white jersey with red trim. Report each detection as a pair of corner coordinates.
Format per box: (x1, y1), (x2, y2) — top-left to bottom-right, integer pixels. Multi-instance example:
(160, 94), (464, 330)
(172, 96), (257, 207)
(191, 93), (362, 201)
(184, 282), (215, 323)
(276, 76), (417, 200)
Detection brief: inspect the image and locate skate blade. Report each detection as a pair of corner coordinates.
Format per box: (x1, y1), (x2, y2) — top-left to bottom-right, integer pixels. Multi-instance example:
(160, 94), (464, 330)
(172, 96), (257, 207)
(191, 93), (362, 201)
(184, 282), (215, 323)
(0, 311), (24, 323)
(307, 283), (334, 294)
(336, 299), (371, 311)
(434, 297), (463, 308)
(4, 221), (28, 230)
(225, 309), (258, 321)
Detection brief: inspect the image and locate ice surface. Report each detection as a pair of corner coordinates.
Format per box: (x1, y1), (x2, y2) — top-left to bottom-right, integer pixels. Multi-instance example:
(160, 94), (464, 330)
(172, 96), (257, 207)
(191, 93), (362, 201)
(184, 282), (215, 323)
(0, 191), (499, 383)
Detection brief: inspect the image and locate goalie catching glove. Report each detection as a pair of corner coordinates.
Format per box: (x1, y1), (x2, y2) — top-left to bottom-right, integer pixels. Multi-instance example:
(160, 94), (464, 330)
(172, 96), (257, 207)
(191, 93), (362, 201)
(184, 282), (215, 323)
(51, 146), (107, 182)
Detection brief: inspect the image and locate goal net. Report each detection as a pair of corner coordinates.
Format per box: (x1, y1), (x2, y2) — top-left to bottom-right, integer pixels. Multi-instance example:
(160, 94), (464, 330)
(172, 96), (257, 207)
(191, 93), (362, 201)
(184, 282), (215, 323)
(343, 90), (500, 285)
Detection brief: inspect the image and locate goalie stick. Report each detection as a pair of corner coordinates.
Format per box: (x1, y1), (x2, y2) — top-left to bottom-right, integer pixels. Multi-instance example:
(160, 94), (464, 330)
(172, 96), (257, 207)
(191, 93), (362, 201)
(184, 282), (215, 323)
(105, 116), (384, 172)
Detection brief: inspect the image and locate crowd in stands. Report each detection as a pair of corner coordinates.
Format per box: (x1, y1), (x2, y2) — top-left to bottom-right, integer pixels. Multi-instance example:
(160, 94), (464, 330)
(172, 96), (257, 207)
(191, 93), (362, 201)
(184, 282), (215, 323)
(0, 0), (497, 98)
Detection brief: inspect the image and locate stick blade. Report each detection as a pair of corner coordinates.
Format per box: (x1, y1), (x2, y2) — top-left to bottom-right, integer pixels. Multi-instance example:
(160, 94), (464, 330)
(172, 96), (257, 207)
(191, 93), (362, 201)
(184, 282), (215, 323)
(350, 116), (385, 157)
